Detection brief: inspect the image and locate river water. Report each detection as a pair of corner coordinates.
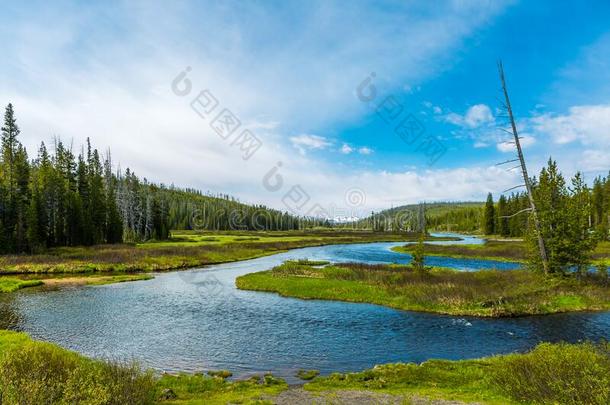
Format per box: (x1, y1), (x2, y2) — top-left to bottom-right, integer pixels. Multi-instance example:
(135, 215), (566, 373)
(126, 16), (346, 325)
(1, 235), (608, 381)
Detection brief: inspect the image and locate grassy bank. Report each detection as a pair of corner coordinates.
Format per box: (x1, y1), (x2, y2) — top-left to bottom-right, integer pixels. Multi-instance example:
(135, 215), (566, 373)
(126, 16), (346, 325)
(0, 230), (447, 275)
(0, 273), (154, 294)
(0, 330), (287, 405)
(1, 330), (609, 404)
(393, 239), (610, 265)
(0, 278), (43, 293)
(306, 341), (610, 405)
(236, 260), (610, 317)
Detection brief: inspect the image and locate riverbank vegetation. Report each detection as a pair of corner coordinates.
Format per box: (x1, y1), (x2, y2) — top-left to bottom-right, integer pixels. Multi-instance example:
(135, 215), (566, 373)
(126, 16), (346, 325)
(393, 239), (610, 266)
(0, 278), (43, 293)
(1, 330), (609, 404)
(0, 330), (288, 405)
(0, 229), (436, 275)
(236, 260), (610, 317)
(307, 341), (610, 405)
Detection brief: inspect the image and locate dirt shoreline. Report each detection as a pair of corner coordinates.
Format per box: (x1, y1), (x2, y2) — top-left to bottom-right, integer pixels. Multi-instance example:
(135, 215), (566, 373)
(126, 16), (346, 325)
(265, 388), (477, 404)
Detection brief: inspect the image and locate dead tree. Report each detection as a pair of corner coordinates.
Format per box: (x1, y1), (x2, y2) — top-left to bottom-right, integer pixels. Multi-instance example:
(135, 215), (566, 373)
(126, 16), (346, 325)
(497, 61), (550, 274)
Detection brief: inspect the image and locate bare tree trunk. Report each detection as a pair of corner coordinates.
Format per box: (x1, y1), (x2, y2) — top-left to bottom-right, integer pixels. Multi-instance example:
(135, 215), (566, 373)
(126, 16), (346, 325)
(498, 61), (550, 274)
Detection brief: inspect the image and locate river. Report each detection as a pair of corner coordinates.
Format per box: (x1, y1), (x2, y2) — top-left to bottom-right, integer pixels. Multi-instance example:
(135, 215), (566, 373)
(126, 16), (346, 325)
(1, 234), (608, 382)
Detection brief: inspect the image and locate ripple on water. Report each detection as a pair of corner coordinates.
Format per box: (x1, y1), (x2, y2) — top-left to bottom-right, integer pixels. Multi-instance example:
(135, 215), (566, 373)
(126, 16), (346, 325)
(1, 236), (609, 382)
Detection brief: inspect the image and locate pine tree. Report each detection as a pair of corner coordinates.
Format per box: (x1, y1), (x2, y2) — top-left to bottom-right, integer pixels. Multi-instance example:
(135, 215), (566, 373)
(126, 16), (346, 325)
(104, 152), (123, 243)
(1, 104), (20, 203)
(497, 195), (510, 237)
(1, 104), (30, 252)
(411, 231), (426, 273)
(567, 172), (597, 276)
(483, 193), (495, 235)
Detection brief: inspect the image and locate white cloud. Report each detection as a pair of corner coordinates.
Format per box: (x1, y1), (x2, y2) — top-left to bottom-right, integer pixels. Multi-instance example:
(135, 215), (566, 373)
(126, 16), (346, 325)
(581, 150), (609, 172)
(358, 146), (373, 155)
(464, 104), (494, 128)
(289, 134), (331, 154)
(443, 104), (494, 128)
(340, 143), (354, 154)
(496, 135), (536, 152)
(0, 1), (515, 211)
(530, 104), (610, 145)
(474, 141), (488, 148)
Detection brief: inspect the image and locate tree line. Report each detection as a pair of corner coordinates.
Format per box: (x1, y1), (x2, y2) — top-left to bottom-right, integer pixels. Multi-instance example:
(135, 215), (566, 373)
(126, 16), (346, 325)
(0, 104), (325, 254)
(482, 159), (609, 273)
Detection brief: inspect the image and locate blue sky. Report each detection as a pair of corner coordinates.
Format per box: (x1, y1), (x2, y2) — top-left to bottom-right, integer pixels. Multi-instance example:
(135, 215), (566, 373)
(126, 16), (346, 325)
(1, 0), (609, 216)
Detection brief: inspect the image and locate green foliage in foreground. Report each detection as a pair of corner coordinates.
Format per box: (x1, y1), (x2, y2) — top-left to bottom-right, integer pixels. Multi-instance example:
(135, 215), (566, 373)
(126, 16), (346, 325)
(156, 373), (286, 405)
(308, 342), (610, 405)
(0, 330), (156, 404)
(0, 278), (43, 293)
(1, 330), (609, 404)
(0, 330), (285, 405)
(236, 261), (610, 317)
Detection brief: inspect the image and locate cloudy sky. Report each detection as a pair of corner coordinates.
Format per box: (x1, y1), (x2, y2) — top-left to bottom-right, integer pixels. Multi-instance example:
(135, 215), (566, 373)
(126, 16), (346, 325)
(1, 0), (609, 217)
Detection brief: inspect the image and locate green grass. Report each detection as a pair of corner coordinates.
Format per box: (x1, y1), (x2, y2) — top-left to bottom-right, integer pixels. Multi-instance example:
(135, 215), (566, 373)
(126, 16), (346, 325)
(393, 239), (528, 262)
(1, 330), (609, 404)
(156, 373), (287, 405)
(0, 230), (446, 275)
(0, 330), (157, 404)
(393, 239), (610, 265)
(236, 261), (610, 317)
(0, 330), (287, 405)
(84, 273), (155, 286)
(0, 277), (43, 293)
(296, 369), (320, 380)
(306, 342), (610, 405)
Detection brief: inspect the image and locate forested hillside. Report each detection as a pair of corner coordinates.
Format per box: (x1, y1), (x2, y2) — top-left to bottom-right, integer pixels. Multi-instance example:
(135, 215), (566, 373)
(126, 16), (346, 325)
(355, 202), (484, 232)
(0, 104), (324, 253)
(365, 171), (610, 242)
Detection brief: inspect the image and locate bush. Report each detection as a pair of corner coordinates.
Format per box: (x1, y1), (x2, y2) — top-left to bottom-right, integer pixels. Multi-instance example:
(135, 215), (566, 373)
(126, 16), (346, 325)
(0, 341), (156, 405)
(492, 342), (610, 404)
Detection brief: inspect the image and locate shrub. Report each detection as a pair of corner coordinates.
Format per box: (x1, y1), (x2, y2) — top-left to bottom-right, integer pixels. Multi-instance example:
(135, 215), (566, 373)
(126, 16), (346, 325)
(491, 342), (610, 404)
(0, 341), (156, 405)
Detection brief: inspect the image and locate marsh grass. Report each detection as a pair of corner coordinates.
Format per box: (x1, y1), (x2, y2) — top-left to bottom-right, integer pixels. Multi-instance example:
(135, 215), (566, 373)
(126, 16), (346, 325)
(0, 230), (429, 275)
(237, 261), (610, 317)
(0, 278), (43, 293)
(393, 240), (528, 261)
(395, 239), (610, 265)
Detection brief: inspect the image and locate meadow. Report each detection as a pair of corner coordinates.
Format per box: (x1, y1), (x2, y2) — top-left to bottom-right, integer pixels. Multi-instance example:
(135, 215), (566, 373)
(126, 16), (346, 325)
(236, 260), (610, 317)
(0, 229), (432, 276)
